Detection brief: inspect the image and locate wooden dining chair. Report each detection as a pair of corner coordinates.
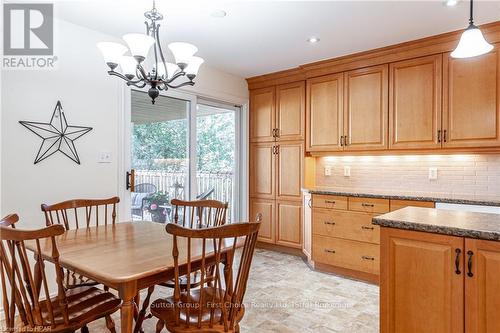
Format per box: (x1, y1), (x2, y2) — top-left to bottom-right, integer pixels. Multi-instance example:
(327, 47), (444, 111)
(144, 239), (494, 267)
(133, 199), (229, 333)
(150, 218), (261, 333)
(0, 214), (121, 333)
(41, 197), (120, 290)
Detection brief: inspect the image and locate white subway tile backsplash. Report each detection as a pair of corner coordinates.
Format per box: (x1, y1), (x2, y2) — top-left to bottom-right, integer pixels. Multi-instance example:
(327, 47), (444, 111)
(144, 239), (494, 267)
(315, 154), (500, 199)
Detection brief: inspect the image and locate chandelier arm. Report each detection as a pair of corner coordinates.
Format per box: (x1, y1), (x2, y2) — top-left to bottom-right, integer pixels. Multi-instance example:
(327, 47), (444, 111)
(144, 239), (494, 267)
(137, 65), (149, 81)
(166, 71), (188, 84)
(155, 24), (169, 80)
(166, 81), (195, 89)
(152, 24), (159, 80)
(127, 81), (147, 88)
(108, 71), (132, 82)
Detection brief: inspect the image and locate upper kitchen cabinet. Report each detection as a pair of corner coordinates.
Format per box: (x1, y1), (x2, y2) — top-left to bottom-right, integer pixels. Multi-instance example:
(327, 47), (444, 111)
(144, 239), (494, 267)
(443, 45), (500, 148)
(250, 87), (275, 142)
(389, 55), (442, 150)
(306, 73), (344, 152)
(276, 82), (305, 141)
(344, 65), (389, 151)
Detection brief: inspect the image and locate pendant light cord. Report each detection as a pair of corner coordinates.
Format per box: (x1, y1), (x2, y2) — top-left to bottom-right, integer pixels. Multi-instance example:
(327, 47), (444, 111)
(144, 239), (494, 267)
(469, 0), (474, 25)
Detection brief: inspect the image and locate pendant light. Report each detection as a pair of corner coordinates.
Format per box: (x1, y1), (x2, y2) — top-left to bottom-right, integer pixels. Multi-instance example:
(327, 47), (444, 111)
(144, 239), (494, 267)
(451, 0), (493, 58)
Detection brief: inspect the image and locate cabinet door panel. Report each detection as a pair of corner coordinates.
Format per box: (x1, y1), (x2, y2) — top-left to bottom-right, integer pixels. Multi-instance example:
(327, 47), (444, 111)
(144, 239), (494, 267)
(250, 87), (275, 142)
(276, 200), (302, 248)
(306, 74), (343, 151)
(344, 65), (388, 151)
(249, 143), (275, 199)
(276, 141), (303, 201)
(250, 198), (275, 243)
(443, 46), (500, 148)
(465, 238), (500, 333)
(389, 55), (442, 149)
(276, 81), (305, 141)
(380, 228), (464, 333)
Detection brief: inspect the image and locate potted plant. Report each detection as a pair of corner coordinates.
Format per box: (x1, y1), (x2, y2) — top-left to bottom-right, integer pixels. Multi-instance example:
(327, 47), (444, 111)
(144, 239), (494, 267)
(144, 191), (169, 223)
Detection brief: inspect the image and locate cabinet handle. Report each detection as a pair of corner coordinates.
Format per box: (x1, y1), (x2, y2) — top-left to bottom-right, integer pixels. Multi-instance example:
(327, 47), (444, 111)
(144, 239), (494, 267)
(467, 250), (474, 277)
(324, 249), (336, 254)
(361, 226), (374, 230)
(361, 256), (375, 261)
(307, 199), (312, 208)
(443, 130), (447, 143)
(324, 200), (336, 204)
(275, 128), (280, 138)
(340, 136), (344, 146)
(345, 135), (349, 146)
(324, 221), (336, 226)
(275, 145), (279, 154)
(455, 248), (461, 275)
(361, 203), (375, 208)
(438, 129), (442, 143)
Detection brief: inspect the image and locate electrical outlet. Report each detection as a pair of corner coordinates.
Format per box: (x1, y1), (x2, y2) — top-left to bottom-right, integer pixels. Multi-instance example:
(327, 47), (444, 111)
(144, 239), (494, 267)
(344, 166), (351, 177)
(98, 151), (112, 163)
(428, 167), (438, 180)
(324, 166), (332, 176)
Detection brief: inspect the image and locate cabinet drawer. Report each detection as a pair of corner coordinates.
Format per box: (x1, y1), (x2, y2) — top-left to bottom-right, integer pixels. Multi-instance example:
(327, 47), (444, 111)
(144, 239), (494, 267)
(390, 199), (435, 211)
(313, 209), (380, 244)
(349, 197), (390, 214)
(313, 235), (380, 275)
(312, 195), (348, 210)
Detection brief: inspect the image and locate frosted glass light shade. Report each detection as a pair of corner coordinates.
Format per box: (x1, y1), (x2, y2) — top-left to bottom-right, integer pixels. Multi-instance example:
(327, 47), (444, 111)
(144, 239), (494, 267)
(166, 62), (180, 78)
(451, 26), (494, 58)
(120, 56), (138, 78)
(168, 42), (198, 68)
(96, 42), (128, 68)
(123, 33), (155, 61)
(185, 56), (204, 76)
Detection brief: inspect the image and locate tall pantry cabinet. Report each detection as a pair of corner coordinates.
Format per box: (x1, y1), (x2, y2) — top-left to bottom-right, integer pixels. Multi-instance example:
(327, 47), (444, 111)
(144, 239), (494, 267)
(249, 81), (305, 249)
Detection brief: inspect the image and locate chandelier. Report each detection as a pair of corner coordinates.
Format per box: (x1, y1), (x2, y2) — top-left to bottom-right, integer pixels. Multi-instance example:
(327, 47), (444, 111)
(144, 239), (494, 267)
(97, 1), (204, 104)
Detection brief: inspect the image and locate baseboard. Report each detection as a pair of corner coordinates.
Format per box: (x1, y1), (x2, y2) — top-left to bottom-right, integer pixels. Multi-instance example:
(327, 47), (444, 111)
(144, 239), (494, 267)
(314, 262), (380, 285)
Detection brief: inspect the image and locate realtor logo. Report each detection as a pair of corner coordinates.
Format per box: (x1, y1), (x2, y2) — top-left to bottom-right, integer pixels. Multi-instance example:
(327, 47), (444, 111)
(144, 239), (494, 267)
(4, 3), (53, 55)
(3, 3), (56, 69)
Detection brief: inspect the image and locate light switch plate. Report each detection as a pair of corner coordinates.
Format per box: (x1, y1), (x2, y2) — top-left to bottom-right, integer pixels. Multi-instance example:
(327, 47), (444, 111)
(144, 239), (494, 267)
(429, 167), (438, 180)
(98, 151), (112, 163)
(324, 166), (332, 176)
(344, 166), (351, 177)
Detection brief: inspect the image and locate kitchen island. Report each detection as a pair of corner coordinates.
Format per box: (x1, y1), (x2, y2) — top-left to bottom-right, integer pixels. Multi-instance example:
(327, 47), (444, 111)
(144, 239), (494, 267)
(373, 207), (500, 333)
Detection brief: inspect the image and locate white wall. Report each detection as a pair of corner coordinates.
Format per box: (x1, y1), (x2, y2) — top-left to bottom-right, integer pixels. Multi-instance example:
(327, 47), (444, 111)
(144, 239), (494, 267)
(0, 18), (248, 227)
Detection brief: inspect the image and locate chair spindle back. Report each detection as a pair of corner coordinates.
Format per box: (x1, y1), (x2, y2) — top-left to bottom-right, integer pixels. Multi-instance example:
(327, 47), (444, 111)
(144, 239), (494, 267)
(0, 214), (66, 330)
(166, 218), (260, 331)
(171, 199), (228, 228)
(41, 197), (120, 230)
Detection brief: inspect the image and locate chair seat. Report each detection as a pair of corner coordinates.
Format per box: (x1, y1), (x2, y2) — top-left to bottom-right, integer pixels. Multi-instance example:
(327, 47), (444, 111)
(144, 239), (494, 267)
(151, 287), (244, 333)
(37, 286), (121, 332)
(62, 269), (99, 289)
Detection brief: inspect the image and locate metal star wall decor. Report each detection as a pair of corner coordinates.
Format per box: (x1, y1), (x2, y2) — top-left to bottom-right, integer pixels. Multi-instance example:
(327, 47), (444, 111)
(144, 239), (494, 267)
(19, 101), (92, 164)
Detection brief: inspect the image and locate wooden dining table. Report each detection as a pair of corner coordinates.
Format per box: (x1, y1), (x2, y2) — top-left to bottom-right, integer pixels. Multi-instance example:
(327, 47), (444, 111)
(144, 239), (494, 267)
(26, 221), (235, 333)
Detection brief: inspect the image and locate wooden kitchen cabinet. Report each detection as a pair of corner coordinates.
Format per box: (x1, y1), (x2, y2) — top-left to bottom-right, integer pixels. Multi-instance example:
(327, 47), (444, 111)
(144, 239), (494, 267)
(276, 81), (305, 141)
(276, 200), (302, 248)
(250, 87), (275, 142)
(344, 65), (389, 151)
(380, 228), (464, 333)
(276, 141), (304, 201)
(465, 238), (500, 333)
(249, 142), (275, 199)
(250, 198), (275, 244)
(389, 55), (443, 150)
(306, 73), (344, 151)
(443, 45), (500, 148)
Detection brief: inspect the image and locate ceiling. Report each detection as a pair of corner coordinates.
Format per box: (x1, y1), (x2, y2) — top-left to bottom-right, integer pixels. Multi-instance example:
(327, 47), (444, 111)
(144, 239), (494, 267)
(55, 0), (500, 78)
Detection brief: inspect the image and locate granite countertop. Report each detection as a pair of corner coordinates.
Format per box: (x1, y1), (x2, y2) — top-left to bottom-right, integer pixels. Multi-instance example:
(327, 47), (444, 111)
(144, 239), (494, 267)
(303, 188), (500, 207)
(372, 207), (500, 241)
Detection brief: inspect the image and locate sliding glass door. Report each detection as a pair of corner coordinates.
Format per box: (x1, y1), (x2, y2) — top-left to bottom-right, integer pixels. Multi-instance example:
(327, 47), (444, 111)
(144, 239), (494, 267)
(127, 91), (240, 223)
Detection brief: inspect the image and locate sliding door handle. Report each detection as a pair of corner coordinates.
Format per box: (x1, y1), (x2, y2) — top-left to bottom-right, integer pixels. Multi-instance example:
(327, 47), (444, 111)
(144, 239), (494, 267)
(126, 169), (135, 192)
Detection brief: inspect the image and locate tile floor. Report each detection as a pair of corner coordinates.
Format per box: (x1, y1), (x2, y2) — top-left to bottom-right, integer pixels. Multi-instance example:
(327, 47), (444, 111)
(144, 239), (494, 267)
(87, 249), (379, 333)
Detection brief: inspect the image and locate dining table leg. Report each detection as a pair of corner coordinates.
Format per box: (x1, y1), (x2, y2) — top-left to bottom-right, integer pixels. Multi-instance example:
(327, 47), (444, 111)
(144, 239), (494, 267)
(119, 282), (138, 333)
